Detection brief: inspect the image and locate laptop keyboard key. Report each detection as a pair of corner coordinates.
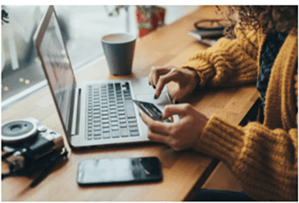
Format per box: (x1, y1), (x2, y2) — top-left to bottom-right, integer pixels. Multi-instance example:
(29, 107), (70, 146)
(130, 131), (140, 137)
(124, 101), (136, 118)
(129, 126), (139, 133)
(103, 132), (111, 139)
(86, 81), (140, 141)
(111, 130), (120, 138)
(120, 128), (129, 137)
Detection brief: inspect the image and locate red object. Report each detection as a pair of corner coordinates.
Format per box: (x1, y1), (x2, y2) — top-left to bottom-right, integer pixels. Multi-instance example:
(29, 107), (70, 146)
(136, 6), (166, 38)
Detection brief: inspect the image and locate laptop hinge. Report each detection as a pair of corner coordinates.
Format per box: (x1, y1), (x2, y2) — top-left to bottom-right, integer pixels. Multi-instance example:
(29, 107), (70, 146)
(71, 88), (81, 136)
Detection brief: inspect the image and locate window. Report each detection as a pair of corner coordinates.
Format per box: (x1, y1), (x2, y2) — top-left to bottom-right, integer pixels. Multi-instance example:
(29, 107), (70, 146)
(1, 5), (197, 109)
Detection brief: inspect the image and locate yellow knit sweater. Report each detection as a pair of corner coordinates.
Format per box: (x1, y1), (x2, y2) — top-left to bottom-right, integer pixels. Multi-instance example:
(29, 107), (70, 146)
(182, 27), (298, 200)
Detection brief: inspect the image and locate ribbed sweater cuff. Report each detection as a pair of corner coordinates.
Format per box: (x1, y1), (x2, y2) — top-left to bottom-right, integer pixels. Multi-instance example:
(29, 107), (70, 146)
(181, 62), (214, 88)
(194, 114), (245, 166)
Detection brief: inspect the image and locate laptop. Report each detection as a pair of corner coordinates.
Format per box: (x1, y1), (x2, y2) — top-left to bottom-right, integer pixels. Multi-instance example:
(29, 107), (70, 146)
(34, 5), (172, 148)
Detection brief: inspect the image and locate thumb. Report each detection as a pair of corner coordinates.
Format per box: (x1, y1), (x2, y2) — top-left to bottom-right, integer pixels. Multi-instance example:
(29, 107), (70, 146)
(162, 104), (188, 119)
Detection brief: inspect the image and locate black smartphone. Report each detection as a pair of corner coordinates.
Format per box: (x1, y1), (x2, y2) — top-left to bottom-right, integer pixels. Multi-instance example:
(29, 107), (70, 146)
(77, 157), (162, 186)
(133, 100), (171, 122)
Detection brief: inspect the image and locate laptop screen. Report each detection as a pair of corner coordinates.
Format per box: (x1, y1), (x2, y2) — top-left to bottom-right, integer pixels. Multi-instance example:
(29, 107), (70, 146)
(37, 8), (75, 133)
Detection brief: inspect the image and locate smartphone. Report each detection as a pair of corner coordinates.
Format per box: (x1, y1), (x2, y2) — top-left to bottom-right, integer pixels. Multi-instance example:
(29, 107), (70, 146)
(77, 157), (162, 186)
(132, 100), (171, 122)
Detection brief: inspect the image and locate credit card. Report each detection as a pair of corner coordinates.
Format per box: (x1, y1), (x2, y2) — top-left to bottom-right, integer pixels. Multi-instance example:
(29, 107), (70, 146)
(132, 100), (171, 122)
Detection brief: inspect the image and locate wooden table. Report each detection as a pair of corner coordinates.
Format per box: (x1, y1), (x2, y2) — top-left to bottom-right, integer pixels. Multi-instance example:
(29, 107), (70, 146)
(1, 6), (259, 201)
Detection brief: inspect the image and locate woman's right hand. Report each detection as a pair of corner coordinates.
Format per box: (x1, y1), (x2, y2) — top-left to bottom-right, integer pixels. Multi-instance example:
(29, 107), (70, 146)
(148, 66), (200, 103)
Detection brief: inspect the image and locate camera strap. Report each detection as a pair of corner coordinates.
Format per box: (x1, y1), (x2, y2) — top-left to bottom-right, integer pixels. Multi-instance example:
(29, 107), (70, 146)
(30, 148), (68, 187)
(2, 147), (68, 187)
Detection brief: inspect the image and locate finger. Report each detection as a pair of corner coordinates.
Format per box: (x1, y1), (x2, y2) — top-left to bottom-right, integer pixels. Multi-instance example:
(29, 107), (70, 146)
(155, 68), (179, 99)
(148, 66), (156, 86)
(150, 66), (173, 86)
(147, 128), (170, 144)
(139, 112), (170, 135)
(152, 66), (166, 86)
(162, 104), (192, 119)
(149, 66), (164, 86)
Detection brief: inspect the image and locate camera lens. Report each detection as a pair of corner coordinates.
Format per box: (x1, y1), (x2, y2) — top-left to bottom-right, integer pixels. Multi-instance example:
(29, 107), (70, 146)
(10, 124), (22, 132)
(2, 119), (38, 143)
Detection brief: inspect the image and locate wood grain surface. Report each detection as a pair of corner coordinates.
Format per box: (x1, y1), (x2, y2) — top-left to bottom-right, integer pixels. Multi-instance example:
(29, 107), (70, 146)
(1, 6), (259, 201)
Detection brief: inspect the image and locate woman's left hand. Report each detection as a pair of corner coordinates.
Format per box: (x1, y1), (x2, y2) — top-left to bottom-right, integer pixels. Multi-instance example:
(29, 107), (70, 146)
(140, 103), (209, 151)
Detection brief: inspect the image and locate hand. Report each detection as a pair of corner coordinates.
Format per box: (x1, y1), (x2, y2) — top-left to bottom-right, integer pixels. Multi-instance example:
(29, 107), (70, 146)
(140, 103), (208, 151)
(148, 66), (200, 103)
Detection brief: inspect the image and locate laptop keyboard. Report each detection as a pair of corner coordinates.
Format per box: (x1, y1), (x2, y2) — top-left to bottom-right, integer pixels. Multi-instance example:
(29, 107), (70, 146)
(86, 82), (140, 140)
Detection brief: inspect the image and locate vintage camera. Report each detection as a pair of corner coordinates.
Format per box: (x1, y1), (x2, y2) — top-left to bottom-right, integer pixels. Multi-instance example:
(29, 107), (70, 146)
(2, 117), (67, 186)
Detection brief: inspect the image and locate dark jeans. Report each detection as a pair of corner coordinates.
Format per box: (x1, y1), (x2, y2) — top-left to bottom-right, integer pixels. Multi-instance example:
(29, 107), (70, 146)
(193, 189), (254, 201)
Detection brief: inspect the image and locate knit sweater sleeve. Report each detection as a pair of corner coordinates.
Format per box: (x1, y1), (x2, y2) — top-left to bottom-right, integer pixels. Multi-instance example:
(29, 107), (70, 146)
(194, 61), (298, 200)
(195, 115), (298, 201)
(181, 28), (259, 88)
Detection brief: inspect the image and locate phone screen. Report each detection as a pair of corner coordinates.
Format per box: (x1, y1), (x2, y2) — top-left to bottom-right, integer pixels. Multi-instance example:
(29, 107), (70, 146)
(77, 157), (162, 185)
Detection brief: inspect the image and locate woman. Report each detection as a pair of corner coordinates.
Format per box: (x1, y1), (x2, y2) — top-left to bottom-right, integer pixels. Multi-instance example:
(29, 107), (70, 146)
(140, 6), (298, 201)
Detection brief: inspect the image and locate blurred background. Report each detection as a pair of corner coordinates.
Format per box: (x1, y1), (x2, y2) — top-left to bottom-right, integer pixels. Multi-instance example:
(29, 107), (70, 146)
(1, 5), (198, 109)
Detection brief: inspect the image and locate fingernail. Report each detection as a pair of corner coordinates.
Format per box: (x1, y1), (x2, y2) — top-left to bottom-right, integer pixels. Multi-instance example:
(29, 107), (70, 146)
(154, 94), (157, 99)
(153, 85), (156, 89)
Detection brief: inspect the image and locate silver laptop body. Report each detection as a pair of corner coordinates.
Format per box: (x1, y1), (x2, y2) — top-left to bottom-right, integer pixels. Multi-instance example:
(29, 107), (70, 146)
(34, 5), (171, 148)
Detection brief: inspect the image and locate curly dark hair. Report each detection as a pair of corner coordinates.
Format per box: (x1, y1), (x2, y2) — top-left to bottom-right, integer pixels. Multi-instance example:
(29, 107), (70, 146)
(218, 6), (298, 37)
